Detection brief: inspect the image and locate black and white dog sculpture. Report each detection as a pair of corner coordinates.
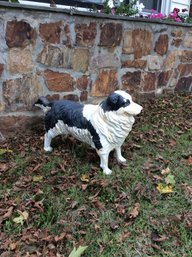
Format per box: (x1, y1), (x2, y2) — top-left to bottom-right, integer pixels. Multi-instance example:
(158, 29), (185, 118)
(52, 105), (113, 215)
(35, 90), (142, 175)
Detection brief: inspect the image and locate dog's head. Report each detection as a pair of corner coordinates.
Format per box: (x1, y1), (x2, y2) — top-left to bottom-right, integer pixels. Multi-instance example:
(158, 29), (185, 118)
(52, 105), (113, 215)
(101, 90), (142, 116)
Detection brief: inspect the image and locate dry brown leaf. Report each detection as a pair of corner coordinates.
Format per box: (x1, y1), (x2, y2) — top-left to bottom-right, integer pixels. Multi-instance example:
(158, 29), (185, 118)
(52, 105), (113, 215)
(33, 201), (44, 212)
(54, 232), (66, 242)
(161, 167), (171, 175)
(128, 203), (140, 220)
(3, 206), (14, 219)
(117, 231), (130, 244)
(94, 224), (100, 231)
(9, 242), (17, 251)
(182, 183), (192, 197)
(81, 184), (88, 190)
(32, 163), (41, 172)
(182, 156), (192, 166)
(92, 199), (104, 209)
(59, 162), (66, 171)
(116, 204), (126, 215)
(151, 231), (168, 242)
(0, 163), (9, 172)
(168, 139), (177, 147)
(110, 221), (119, 231)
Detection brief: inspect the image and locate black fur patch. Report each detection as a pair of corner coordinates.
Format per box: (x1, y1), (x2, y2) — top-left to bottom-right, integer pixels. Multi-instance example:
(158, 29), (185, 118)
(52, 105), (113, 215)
(101, 92), (130, 112)
(45, 100), (102, 150)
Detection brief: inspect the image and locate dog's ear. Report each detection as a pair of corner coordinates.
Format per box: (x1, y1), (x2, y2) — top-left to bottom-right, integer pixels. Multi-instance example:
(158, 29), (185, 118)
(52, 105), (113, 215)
(107, 93), (120, 106)
(100, 93), (120, 112)
(34, 96), (50, 107)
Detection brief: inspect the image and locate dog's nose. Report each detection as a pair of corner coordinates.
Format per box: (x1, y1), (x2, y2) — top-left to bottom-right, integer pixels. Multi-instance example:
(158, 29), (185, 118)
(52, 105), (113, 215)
(136, 104), (143, 114)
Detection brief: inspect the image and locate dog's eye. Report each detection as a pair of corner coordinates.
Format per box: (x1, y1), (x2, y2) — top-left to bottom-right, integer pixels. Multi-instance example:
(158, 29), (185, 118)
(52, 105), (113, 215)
(124, 100), (130, 106)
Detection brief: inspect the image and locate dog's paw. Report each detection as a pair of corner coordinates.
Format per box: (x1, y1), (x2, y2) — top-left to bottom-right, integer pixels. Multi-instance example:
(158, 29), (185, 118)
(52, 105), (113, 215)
(117, 156), (127, 164)
(44, 146), (53, 152)
(103, 168), (112, 175)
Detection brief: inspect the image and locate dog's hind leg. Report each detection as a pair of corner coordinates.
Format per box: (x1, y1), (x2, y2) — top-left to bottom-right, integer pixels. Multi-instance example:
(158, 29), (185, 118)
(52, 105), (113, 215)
(97, 150), (112, 175)
(115, 146), (127, 165)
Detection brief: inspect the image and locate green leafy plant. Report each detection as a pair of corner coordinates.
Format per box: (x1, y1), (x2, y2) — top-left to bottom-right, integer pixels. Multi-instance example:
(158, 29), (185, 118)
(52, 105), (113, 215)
(68, 246), (88, 257)
(102, 0), (144, 16)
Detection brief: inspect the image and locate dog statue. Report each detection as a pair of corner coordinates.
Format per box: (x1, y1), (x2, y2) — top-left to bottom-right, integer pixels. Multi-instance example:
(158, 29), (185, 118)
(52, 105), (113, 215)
(35, 90), (142, 175)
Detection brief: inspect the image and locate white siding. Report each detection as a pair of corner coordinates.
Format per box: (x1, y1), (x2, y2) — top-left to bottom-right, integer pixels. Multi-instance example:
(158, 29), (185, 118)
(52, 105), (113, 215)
(161, 0), (191, 15)
(171, 0), (191, 10)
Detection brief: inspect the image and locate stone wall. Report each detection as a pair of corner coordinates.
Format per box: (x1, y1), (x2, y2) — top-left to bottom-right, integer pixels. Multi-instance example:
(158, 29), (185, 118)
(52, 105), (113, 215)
(0, 2), (192, 135)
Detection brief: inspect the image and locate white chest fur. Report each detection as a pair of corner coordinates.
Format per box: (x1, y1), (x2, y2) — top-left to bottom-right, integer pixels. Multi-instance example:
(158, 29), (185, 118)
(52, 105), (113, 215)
(83, 105), (135, 147)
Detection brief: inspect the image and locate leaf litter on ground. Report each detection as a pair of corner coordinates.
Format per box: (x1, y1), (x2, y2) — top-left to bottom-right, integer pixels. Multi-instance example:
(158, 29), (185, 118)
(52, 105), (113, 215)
(0, 93), (191, 256)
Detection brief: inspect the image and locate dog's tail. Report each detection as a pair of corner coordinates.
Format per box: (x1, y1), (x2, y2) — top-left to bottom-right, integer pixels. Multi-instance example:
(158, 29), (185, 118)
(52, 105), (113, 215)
(34, 96), (51, 113)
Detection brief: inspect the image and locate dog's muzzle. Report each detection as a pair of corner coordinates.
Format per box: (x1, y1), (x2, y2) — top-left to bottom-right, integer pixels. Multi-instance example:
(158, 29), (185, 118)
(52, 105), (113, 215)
(124, 102), (143, 116)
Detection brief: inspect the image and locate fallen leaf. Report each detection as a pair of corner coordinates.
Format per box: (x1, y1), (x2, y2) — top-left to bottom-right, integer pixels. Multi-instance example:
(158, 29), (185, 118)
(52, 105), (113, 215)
(0, 162), (9, 172)
(151, 243), (163, 251)
(70, 201), (78, 209)
(9, 242), (17, 250)
(32, 163), (41, 172)
(165, 174), (176, 186)
(182, 156), (192, 166)
(116, 204), (126, 215)
(59, 162), (66, 171)
(32, 175), (43, 182)
(48, 243), (55, 250)
(13, 215), (24, 225)
(127, 203), (140, 220)
(18, 210), (29, 220)
(168, 139), (177, 147)
(152, 174), (164, 181)
(151, 231), (168, 242)
(13, 210), (29, 225)
(110, 221), (119, 231)
(91, 199), (104, 209)
(54, 232), (66, 242)
(161, 167), (171, 175)
(0, 148), (13, 155)
(94, 224), (100, 231)
(0, 206), (14, 223)
(68, 246), (88, 257)
(182, 184), (192, 197)
(117, 231), (130, 244)
(132, 143), (142, 149)
(80, 174), (89, 183)
(157, 183), (173, 194)
(81, 184), (88, 190)
(33, 201), (44, 212)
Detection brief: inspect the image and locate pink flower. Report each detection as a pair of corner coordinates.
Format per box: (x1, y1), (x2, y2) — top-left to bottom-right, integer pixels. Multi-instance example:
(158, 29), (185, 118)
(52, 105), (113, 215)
(149, 10), (164, 20)
(157, 13), (164, 18)
(111, 8), (116, 15)
(175, 17), (182, 22)
(169, 13), (175, 19)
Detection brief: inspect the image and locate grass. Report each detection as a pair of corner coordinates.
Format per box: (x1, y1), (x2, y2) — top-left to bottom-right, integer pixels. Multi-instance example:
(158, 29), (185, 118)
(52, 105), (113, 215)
(0, 93), (192, 257)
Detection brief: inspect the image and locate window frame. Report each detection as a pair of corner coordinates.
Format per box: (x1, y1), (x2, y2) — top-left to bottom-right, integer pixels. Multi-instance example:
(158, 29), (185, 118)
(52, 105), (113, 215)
(141, 0), (162, 13)
(20, 0), (103, 9)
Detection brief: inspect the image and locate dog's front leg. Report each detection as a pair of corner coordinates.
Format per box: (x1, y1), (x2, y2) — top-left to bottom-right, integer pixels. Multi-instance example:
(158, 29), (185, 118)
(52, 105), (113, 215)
(44, 131), (53, 152)
(97, 150), (112, 175)
(115, 146), (127, 165)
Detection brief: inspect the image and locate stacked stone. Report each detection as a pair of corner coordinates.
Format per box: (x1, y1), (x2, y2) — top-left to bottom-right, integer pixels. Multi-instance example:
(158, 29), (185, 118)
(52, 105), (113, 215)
(0, 4), (191, 133)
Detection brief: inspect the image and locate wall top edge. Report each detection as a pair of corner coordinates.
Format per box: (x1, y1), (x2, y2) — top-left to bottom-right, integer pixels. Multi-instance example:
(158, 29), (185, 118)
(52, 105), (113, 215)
(0, 1), (192, 27)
